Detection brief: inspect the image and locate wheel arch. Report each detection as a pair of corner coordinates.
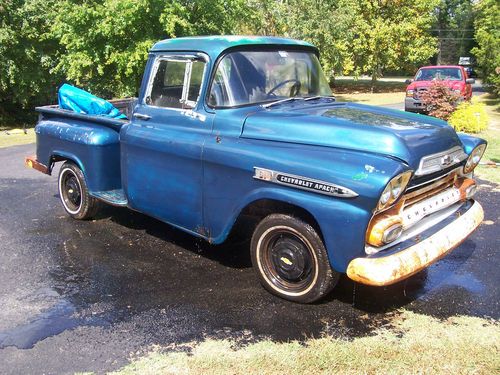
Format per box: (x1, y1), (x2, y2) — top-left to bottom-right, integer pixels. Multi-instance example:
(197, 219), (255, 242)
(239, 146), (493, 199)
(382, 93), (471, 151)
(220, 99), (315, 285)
(239, 198), (323, 236)
(48, 150), (86, 176)
(213, 193), (325, 247)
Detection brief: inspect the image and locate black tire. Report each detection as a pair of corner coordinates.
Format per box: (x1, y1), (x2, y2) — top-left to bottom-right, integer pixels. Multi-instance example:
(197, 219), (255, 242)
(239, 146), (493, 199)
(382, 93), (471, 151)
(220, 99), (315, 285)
(250, 214), (339, 303)
(58, 161), (100, 220)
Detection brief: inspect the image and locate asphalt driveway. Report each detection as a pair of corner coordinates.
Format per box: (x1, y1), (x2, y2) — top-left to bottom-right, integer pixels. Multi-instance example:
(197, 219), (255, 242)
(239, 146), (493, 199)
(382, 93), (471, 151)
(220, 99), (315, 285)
(0, 144), (498, 374)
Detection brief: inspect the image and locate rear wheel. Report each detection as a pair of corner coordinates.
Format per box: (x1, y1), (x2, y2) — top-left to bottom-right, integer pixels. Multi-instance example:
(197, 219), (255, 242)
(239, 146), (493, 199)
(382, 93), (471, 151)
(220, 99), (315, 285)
(250, 214), (339, 303)
(58, 162), (100, 220)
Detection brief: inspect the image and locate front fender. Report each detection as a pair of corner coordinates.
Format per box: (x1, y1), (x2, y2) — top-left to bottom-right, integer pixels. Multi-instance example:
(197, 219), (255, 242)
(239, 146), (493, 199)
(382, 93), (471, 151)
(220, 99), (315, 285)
(210, 186), (372, 272)
(457, 133), (487, 154)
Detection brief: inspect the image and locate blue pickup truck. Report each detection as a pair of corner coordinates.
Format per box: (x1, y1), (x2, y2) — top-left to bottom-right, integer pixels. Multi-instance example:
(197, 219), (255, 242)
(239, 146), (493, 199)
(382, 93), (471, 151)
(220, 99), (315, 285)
(26, 36), (486, 303)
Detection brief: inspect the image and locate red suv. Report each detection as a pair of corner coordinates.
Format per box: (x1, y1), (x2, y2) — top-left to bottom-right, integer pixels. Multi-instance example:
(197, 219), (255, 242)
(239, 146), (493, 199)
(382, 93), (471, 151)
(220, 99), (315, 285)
(405, 65), (475, 113)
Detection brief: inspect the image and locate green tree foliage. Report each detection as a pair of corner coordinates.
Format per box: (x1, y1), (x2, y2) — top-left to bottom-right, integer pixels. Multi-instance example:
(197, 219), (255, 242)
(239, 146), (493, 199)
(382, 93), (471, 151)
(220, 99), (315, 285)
(434, 0), (476, 65)
(248, 0), (438, 86)
(246, 0), (356, 79)
(0, 0), (483, 124)
(0, 0), (62, 123)
(51, 0), (250, 98)
(472, 0), (500, 96)
(347, 0), (438, 86)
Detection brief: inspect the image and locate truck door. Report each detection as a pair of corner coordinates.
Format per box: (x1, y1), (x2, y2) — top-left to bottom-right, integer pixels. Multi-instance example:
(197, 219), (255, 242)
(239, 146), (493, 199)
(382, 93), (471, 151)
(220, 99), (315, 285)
(121, 53), (212, 234)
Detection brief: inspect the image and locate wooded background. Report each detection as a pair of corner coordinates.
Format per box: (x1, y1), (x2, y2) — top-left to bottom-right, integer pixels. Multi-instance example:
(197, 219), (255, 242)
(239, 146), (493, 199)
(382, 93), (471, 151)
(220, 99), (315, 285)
(0, 0), (498, 124)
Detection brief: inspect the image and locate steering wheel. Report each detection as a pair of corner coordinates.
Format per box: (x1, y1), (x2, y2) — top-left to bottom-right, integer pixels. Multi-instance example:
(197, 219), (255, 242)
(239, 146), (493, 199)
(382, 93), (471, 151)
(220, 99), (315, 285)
(266, 79), (301, 97)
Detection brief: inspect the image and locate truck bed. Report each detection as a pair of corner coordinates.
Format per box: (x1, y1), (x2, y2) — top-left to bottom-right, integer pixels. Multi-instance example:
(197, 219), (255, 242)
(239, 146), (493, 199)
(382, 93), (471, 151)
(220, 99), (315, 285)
(32, 98), (136, 195)
(35, 98), (136, 129)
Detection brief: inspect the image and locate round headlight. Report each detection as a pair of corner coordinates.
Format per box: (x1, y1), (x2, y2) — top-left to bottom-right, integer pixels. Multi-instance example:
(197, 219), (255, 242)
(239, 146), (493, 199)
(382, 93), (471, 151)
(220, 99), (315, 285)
(380, 188), (391, 205)
(463, 144), (486, 174)
(377, 170), (413, 211)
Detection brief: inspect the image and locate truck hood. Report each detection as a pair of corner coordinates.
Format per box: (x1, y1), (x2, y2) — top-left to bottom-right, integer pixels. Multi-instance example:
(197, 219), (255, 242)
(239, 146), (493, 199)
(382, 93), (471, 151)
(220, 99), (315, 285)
(241, 102), (463, 169)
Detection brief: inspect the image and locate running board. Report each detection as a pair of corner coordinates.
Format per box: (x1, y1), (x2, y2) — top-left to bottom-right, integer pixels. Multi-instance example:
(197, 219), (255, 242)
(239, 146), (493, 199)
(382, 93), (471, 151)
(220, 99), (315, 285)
(91, 189), (128, 206)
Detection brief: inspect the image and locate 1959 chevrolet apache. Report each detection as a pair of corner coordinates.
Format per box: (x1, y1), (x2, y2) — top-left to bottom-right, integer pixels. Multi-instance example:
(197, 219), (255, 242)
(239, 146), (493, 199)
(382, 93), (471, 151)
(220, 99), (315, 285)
(26, 36), (487, 303)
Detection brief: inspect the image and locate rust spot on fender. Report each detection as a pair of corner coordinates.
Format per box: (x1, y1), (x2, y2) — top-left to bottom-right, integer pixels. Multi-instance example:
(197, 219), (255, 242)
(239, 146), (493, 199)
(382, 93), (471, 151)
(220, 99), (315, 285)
(195, 225), (210, 239)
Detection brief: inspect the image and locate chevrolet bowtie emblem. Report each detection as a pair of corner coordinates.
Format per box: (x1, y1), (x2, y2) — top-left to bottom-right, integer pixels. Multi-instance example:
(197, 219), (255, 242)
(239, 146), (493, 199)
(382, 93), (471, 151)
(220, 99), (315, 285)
(440, 154), (453, 167)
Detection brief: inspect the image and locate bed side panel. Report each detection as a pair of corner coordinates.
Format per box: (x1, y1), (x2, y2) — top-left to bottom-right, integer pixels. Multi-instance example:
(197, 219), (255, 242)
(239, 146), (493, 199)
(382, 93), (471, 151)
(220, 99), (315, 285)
(35, 118), (121, 192)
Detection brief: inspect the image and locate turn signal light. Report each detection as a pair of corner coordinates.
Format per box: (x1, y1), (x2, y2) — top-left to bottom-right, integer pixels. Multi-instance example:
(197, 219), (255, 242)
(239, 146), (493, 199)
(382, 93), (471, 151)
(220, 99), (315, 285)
(382, 224), (403, 244)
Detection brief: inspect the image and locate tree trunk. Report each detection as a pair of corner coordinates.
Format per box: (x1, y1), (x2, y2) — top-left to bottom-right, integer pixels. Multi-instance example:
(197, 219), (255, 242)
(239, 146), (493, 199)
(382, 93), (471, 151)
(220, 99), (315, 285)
(437, 29), (442, 65)
(371, 69), (377, 93)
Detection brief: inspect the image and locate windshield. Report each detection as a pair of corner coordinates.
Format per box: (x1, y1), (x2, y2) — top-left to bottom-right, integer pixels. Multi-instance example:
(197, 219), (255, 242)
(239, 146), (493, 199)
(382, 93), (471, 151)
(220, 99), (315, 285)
(208, 50), (332, 107)
(415, 68), (463, 81)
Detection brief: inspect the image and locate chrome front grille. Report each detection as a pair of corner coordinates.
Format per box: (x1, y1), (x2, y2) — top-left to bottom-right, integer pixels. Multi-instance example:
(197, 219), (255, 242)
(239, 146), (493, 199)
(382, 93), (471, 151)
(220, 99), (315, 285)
(415, 146), (468, 176)
(414, 87), (427, 99)
(365, 170), (462, 254)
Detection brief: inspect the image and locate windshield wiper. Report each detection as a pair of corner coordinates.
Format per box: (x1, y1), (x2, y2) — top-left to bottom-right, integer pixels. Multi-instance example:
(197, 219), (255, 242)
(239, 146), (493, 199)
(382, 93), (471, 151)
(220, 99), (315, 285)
(262, 97), (304, 109)
(304, 95), (336, 102)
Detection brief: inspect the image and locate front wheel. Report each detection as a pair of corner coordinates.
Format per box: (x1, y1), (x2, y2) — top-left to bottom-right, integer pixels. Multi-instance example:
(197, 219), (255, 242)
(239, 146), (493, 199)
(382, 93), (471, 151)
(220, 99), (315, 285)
(250, 214), (339, 303)
(58, 162), (100, 220)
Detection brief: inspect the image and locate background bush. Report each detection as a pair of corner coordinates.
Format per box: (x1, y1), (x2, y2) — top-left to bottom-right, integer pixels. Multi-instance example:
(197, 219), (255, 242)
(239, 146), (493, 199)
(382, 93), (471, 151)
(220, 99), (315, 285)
(420, 81), (461, 120)
(448, 101), (489, 133)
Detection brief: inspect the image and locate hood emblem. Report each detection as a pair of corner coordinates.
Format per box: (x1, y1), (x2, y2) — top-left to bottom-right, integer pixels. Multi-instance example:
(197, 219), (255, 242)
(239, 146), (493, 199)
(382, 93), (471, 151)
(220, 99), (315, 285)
(440, 154), (453, 167)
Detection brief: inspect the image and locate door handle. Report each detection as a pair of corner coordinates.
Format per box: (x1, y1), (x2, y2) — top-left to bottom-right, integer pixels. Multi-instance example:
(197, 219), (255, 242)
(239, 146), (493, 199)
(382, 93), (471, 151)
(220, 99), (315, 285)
(133, 113), (151, 121)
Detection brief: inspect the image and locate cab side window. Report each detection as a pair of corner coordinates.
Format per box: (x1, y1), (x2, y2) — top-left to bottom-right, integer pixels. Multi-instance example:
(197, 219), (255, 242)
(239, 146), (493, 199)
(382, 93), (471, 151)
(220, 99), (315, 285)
(146, 57), (205, 109)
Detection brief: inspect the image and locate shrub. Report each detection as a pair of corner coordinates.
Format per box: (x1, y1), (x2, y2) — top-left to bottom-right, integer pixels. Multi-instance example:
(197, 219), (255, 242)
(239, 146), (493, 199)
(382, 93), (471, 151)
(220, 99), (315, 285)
(420, 81), (461, 120)
(448, 101), (489, 133)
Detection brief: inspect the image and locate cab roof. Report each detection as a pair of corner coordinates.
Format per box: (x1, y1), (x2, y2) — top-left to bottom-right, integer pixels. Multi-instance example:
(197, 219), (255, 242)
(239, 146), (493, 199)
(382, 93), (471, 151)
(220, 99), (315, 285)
(150, 35), (317, 60)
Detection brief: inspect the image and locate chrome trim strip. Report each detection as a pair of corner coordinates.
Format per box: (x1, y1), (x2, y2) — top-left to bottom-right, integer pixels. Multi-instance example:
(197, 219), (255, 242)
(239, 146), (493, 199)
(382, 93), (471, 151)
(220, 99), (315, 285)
(253, 167), (358, 198)
(402, 187), (461, 229)
(406, 167), (460, 192)
(415, 146), (468, 176)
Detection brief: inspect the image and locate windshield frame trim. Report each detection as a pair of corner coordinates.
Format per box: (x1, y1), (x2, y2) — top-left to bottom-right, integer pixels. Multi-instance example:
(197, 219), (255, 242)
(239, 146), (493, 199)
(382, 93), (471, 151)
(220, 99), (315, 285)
(204, 45), (322, 110)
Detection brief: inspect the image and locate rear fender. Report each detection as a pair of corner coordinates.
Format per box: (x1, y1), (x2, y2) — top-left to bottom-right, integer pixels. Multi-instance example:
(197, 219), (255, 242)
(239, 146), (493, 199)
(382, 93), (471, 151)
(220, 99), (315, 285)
(35, 119), (122, 192)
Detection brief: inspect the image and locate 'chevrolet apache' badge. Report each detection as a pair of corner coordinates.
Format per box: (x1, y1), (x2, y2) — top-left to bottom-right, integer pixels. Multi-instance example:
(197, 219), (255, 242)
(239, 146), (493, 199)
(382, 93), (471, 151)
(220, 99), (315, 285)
(253, 167), (358, 198)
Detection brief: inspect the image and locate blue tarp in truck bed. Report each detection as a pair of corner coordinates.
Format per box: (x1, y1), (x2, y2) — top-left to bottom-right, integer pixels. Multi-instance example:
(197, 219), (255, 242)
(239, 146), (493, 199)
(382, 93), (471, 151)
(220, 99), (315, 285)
(58, 84), (127, 119)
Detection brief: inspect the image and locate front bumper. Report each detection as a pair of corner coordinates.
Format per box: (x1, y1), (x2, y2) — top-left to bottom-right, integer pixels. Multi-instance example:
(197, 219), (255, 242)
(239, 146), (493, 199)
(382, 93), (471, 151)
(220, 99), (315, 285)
(346, 200), (483, 286)
(404, 97), (425, 112)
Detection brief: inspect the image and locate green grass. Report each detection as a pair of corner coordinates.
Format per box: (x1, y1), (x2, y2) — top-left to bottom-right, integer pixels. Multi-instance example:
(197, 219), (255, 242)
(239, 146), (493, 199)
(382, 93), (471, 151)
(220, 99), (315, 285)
(112, 310), (500, 375)
(473, 94), (500, 184)
(335, 91), (405, 106)
(0, 128), (36, 148)
(332, 77), (408, 94)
